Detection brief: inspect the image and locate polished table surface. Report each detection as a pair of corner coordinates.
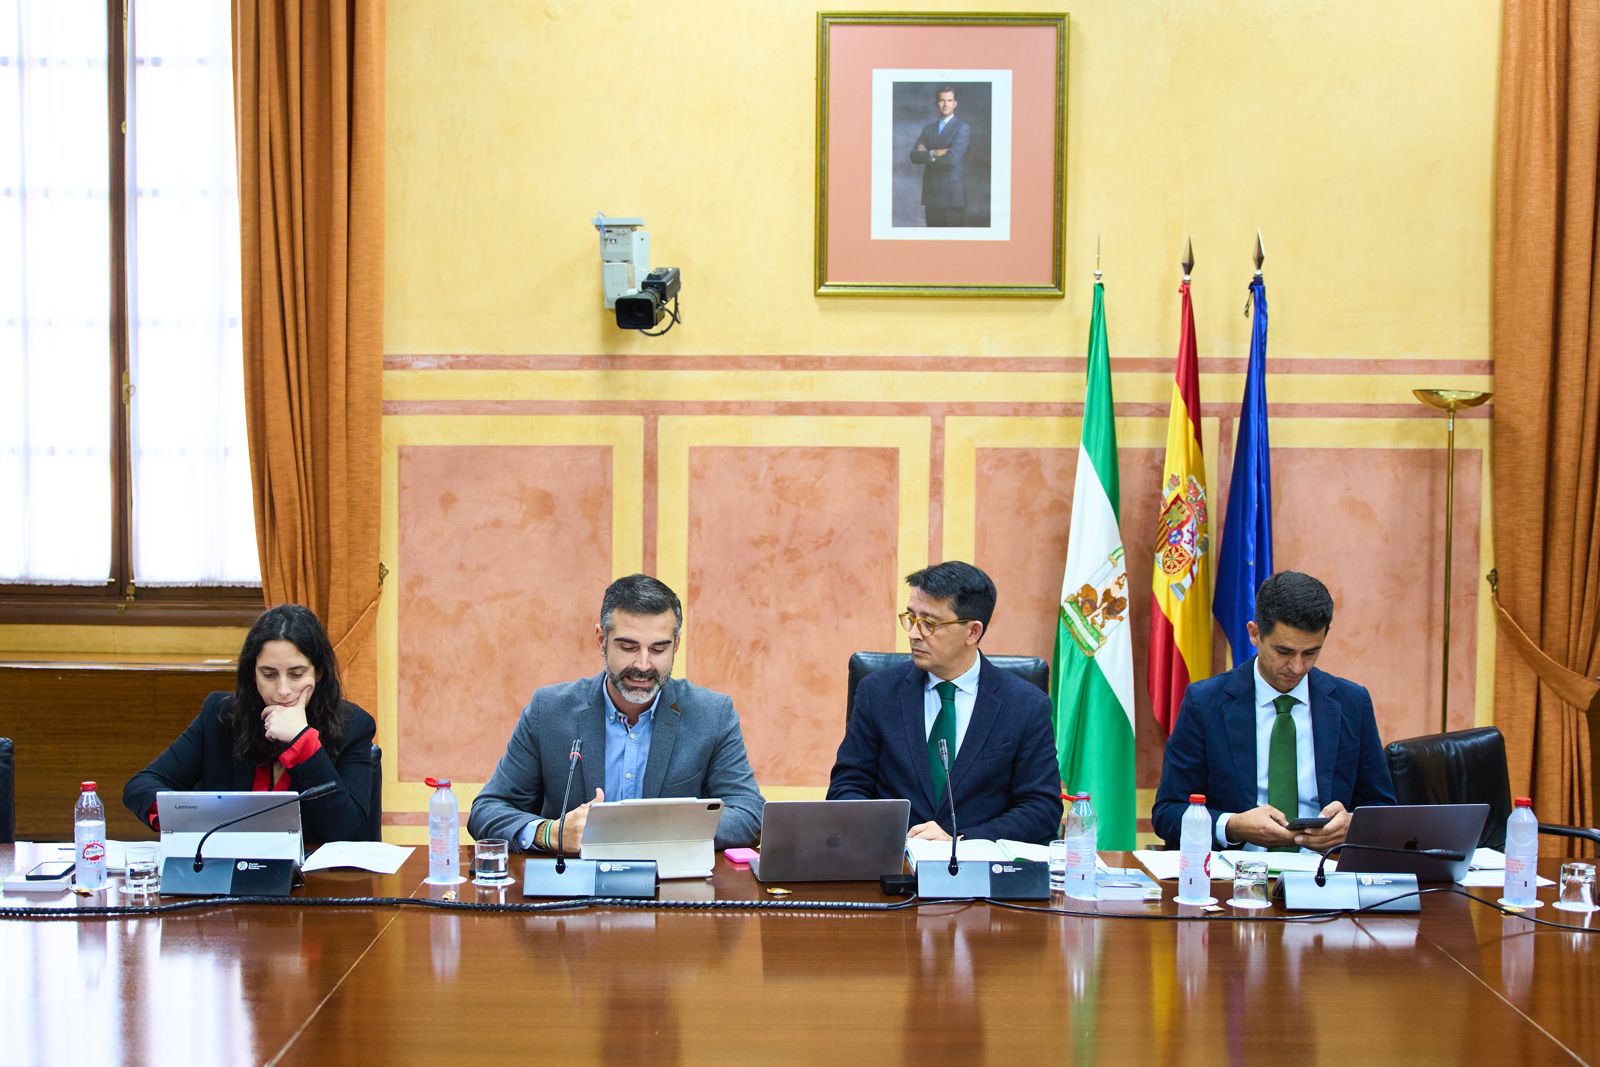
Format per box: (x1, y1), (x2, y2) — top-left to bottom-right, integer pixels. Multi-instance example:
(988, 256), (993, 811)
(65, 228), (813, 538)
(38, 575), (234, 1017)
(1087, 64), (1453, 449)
(2, 844), (1596, 1066)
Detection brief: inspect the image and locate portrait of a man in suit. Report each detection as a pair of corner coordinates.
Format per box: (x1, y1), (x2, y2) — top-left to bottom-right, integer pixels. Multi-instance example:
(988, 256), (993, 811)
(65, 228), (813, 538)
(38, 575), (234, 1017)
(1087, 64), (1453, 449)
(910, 86), (971, 226)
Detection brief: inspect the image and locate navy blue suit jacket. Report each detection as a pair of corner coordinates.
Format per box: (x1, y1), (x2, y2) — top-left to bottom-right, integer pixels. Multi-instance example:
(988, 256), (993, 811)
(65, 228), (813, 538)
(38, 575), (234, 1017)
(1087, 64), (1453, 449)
(826, 654), (1063, 844)
(1151, 659), (1396, 847)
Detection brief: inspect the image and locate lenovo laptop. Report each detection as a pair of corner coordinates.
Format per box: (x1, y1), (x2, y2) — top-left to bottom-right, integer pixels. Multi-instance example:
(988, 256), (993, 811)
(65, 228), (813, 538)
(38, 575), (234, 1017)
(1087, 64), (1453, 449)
(1337, 803), (1488, 883)
(752, 799), (910, 883)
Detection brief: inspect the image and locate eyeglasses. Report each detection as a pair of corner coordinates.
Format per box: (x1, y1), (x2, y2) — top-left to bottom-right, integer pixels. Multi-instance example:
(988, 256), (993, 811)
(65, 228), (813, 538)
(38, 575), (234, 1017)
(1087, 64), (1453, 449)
(898, 610), (977, 636)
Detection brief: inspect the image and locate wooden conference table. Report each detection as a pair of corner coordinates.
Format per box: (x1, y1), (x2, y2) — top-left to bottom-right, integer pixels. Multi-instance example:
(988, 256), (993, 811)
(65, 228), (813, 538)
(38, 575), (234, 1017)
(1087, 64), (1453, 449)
(1, 844), (1596, 1066)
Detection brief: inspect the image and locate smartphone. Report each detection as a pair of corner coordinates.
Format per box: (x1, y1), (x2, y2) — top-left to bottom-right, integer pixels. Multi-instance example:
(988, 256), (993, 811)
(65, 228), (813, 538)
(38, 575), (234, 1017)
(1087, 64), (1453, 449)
(26, 860), (76, 881)
(1286, 817), (1331, 831)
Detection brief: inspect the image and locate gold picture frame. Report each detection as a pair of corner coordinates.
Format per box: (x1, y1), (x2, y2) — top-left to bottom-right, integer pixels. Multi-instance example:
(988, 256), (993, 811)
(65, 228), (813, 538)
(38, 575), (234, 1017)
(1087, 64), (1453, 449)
(815, 12), (1069, 297)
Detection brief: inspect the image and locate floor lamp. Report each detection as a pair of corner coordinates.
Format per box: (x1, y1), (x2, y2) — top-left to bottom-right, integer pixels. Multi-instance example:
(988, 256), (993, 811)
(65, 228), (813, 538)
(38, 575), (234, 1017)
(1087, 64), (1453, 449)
(1413, 388), (1492, 734)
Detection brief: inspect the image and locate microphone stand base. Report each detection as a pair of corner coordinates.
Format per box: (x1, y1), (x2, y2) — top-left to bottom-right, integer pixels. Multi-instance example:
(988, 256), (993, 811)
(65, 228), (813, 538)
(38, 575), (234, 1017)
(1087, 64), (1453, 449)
(522, 858), (658, 899)
(160, 857), (296, 897)
(914, 859), (1049, 901)
(1281, 871), (1419, 912)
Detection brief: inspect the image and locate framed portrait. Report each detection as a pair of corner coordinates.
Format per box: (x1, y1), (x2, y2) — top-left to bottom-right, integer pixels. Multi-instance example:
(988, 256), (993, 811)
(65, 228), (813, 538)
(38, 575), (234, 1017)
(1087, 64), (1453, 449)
(815, 13), (1069, 297)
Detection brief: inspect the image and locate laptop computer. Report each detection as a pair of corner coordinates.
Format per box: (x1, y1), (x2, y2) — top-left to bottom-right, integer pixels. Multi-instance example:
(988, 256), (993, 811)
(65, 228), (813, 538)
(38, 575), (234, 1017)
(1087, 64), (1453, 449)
(580, 797), (723, 879)
(1337, 803), (1488, 883)
(752, 799), (910, 883)
(157, 790), (305, 866)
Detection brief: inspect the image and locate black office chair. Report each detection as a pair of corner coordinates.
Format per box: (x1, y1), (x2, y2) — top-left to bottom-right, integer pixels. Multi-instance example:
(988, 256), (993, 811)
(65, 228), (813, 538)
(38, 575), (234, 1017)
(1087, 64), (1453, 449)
(845, 652), (1049, 724)
(0, 738), (13, 844)
(366, 743), (384, 841)
(1384, 726), (1599, 851)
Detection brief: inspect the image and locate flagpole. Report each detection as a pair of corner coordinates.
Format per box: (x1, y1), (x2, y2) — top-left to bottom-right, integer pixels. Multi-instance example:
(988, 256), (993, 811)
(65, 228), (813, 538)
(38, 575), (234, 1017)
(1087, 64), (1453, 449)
(1412, 388), (1492, 733)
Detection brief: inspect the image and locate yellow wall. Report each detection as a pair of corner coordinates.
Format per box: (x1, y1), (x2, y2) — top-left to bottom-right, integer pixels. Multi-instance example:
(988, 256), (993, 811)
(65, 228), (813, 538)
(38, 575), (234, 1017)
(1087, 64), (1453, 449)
(386, 0), (1499, 360)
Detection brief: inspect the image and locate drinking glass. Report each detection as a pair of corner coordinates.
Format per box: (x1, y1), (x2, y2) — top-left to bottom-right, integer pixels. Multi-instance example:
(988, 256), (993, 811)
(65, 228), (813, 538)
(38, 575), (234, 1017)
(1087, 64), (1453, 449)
(121, 843), (161, 896)
(1228, 857), (1271, 909)
(1048, 839), (1067, 891)
(1555, 861), (1596, 913)
(473, 838), (512, 886)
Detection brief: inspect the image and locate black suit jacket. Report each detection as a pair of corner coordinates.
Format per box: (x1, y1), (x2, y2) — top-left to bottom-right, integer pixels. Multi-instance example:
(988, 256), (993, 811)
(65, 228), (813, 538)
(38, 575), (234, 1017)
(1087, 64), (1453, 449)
(826, 654), (1063, 844)
(1150, 659), (1397, 846)
(122, 691), (377, 845)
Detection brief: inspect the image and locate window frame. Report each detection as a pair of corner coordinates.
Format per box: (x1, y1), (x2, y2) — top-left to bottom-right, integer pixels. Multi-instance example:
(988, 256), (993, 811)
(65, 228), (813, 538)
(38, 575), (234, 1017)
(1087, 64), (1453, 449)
(0, 0), (261, 627)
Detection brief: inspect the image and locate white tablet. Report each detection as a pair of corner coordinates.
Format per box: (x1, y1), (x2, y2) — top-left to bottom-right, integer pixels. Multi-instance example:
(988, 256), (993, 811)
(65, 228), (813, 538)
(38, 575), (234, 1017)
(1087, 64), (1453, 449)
(579, 797), (723, 879)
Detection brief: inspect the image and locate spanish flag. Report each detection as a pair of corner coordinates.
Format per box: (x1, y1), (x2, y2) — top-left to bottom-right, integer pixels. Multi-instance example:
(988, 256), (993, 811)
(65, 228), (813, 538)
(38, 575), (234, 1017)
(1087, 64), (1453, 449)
(1147, 277), (1211, 734)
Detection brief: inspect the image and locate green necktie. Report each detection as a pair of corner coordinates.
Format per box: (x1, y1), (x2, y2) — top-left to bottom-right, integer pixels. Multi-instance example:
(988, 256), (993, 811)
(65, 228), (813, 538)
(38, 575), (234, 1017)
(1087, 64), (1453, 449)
(1268, 694), (1299, 852)
(929, 681), (958, 801)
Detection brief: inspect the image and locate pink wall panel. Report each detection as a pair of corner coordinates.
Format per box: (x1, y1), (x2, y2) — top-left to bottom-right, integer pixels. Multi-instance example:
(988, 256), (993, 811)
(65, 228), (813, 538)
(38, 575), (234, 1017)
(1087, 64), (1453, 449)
(1272, 448), (1482, 745)
(974, 446), (1170, 788)
(685, 446), (902, 787)
(397, 445), (614, 781)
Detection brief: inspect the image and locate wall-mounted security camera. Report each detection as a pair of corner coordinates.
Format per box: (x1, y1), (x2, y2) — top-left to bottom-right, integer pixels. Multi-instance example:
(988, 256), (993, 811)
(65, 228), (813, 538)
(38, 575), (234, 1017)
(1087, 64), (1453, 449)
(593, 213), (682, 335)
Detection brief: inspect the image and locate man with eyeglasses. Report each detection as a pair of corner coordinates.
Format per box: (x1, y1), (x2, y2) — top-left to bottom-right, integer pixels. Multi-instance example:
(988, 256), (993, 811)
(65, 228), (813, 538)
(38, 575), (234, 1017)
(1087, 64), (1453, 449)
(826, 561), (1063, 843)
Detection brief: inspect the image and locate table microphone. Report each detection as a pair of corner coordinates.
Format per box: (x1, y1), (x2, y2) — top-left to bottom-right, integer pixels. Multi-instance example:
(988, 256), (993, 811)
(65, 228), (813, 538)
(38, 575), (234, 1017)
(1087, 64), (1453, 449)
(554, 738), (583, 874)
(1312, 842), (1466, 886)
(193, 781), (338, 872)
(938, 739), (959, 875)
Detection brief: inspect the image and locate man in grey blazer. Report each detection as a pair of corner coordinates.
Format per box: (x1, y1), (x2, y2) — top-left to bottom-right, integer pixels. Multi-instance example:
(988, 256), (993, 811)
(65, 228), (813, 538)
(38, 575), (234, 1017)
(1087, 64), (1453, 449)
(469, 574), (764, 852)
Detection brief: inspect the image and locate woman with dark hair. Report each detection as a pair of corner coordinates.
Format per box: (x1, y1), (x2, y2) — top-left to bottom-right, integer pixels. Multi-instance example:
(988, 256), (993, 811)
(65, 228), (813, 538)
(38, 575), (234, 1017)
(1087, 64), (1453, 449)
(123, 604), (377, 844)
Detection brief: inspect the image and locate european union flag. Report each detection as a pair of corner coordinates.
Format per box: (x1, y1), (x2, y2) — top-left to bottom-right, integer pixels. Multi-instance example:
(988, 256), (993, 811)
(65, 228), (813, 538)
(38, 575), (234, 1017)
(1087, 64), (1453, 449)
(1213, 274), (1273, 665)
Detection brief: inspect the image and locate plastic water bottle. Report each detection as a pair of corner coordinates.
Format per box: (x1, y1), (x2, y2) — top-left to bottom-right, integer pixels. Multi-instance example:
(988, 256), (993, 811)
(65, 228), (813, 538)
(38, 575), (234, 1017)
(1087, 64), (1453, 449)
(74, 781), (108, 890)
(425, 777), (460, 885)
(1503, 796), (1539, 907)
(1064, 793), (1098, 900)
(1176, 793), (1212, 904)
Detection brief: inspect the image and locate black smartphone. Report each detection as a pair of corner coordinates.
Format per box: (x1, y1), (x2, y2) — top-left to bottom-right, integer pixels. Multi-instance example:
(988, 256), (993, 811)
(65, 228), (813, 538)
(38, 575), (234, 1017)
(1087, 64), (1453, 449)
(1285, 817), (1331, 831)
(25, 859), (76, 880)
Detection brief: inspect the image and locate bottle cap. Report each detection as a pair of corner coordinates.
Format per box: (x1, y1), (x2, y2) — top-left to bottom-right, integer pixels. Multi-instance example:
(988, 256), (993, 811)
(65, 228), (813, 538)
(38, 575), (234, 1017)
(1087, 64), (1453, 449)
(1189, 793), (1206, 804)
(1078, 792), (1090, 801)
(425, 777), (452, 789)
(1513, 796), (1532, 807)
(81, 781), (97, 792)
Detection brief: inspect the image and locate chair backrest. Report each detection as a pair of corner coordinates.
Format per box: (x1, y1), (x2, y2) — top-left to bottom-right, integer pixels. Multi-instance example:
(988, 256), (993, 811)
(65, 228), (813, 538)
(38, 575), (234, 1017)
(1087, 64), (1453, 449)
(1384, 726), (1512, 849)
(367, 743), (384, 842)
(845, 652), (1050, 724)
(0, 737), (13, 844)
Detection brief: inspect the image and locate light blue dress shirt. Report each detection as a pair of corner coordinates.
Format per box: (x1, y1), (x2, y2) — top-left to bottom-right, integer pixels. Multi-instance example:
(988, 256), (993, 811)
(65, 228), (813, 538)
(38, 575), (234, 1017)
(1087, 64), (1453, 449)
(923, 655), (980, 776)
(1215, 660), (1319, 850)
(517, 684), (661, 850)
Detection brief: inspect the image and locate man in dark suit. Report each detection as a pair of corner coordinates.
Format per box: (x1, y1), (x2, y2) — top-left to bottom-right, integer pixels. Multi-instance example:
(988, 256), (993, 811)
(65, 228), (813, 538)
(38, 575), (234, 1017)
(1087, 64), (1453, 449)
(1151, 571), (1396, 850)
(909, 86), (970, 227)
(827, 561), (1063, 844)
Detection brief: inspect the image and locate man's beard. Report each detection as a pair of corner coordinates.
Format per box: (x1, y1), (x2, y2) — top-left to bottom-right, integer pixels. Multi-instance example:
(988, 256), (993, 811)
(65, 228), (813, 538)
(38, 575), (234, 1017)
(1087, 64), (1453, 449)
(608, 665), (668, 704)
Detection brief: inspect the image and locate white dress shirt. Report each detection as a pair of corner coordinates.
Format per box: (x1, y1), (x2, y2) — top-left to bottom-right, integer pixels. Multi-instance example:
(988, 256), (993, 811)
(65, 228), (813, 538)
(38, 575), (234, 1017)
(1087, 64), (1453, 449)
(1215, 660), (1320, 849)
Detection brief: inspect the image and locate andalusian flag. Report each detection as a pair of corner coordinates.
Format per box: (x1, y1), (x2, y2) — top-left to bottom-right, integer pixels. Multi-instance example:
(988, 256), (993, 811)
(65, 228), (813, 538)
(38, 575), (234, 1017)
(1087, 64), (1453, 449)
(1147, 276), (1212, 735)
(1051, 279), (1136, 850)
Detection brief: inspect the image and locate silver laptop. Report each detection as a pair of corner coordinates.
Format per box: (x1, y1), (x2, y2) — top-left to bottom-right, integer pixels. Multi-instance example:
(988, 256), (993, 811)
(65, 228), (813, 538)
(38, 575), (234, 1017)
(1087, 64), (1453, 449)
(157, 790), (305, 865)
(752, 799), (910, 883)
(1338, 803), (1488, 883)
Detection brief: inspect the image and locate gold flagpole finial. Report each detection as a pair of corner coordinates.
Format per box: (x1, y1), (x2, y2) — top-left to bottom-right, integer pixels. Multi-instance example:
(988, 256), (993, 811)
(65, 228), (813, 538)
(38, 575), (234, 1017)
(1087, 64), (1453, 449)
(1253, 230), (1265, 277)
(1182, 236), (1194, 283)
(1094, 232), (1102, 283)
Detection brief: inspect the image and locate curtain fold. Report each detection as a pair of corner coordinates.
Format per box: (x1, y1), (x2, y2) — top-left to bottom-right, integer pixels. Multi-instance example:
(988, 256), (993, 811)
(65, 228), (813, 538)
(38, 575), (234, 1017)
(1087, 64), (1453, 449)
(234, 0), (384, 714)
(1492, 0), (1600, 836)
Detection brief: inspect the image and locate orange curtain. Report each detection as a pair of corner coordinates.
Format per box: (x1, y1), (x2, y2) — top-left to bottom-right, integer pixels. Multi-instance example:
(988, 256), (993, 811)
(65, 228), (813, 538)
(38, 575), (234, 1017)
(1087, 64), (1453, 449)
(233, 1), (385, 713)
(1492, 1), (1600, 833)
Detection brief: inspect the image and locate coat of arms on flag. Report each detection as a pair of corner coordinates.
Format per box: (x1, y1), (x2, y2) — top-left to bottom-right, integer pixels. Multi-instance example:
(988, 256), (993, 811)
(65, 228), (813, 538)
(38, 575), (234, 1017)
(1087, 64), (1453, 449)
(1060, 546), (1128, 657)
(1155, 473), (1209, 602)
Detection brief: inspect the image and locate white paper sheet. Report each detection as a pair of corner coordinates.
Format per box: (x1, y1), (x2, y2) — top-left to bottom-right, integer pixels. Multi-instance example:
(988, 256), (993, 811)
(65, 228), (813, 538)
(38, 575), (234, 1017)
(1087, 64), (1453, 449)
(302, 841), (415, 874)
